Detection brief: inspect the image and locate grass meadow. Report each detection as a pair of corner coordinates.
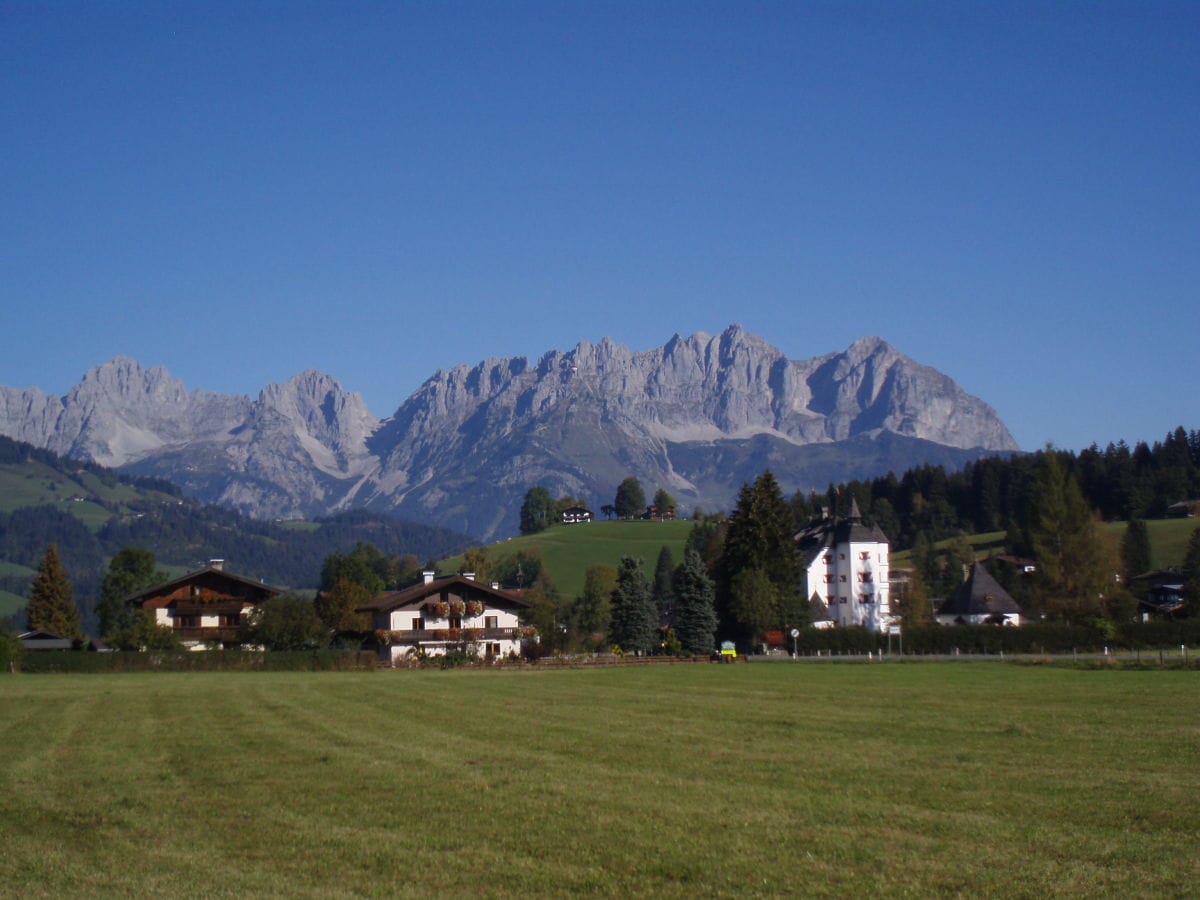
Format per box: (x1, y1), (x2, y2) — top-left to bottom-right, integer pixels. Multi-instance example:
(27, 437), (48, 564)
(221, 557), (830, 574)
(1, 663), (1196, 897)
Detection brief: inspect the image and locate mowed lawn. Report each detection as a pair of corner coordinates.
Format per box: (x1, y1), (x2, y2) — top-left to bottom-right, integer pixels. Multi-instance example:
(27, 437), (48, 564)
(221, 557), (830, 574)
(1, 664), (1197, 896)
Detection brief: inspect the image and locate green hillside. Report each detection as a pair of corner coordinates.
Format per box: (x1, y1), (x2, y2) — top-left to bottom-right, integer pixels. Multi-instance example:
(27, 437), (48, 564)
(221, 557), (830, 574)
(442, 519), (695, 599)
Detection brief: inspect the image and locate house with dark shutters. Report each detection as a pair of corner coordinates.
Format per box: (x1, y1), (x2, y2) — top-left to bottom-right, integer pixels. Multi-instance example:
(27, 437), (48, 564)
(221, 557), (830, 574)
(357, 571), (532, 663)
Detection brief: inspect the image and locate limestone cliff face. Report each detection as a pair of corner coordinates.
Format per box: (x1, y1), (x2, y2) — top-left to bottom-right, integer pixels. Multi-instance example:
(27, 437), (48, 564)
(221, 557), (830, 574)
(0, 328), (1017, 538)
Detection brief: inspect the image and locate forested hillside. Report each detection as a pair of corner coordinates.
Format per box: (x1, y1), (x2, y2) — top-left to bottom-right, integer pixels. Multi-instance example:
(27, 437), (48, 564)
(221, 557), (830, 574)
(801, 426), (1200, 553)
(0, 436), (472, 633)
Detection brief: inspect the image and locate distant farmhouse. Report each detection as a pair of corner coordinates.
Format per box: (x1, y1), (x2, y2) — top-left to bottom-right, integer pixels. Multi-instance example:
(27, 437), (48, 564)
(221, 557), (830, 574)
(128, 560), (285, 650)
(796, 499), (893, 632)
(560, 505), (593, 524)
(935, 562), (1023, 626)
(1131, 569), (1188, 619)
(358, 571), (531, 664)
(1166, 500), (1200, 518)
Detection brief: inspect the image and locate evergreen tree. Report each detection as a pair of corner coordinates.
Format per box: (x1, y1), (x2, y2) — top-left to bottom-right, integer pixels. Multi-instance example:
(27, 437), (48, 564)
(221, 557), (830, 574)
(1182, 526), (1200, 616)
(1030, 452), (1114, 622)
(716, 471), (802, 638)
(26, 544), (80, 639)
(608, 556), (656, 654)
(651, 546), (675, 622)
(672, 549), (718, 655)
(97, 546), (162, 641)
(1120, 519), (1152, 584)
(614, 477), (646, 519)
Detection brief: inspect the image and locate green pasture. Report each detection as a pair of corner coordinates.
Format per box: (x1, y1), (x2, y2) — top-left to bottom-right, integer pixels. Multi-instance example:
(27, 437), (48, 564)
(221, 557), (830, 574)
(444, 519), (693, 598)
(0, 589), (26, 618)
(0, 663), (1196, 896)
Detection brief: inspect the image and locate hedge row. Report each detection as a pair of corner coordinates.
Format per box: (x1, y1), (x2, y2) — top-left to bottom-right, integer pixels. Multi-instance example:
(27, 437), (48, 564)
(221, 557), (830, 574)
(14, 649), (379, 674)
(787, 620), (1200, 655)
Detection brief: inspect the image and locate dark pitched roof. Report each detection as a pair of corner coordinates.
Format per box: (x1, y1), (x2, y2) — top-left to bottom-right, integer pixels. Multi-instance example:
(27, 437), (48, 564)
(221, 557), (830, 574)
(937, 563), (1023, 617)
(356, 574), (532, 613)
(809, 592), (834, 623)
(125, 564), (287, 603)
(794, 508), (890, 555)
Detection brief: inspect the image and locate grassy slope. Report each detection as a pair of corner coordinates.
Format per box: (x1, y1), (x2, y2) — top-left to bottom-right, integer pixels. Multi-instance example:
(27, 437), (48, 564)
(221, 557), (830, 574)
(444, 519), (694, 598)
(0, 460), (177, 533)
(0, 664), (1196, 895)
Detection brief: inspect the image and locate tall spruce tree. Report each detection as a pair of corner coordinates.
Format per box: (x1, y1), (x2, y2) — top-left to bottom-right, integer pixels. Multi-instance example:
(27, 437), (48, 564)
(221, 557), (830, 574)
(1030, 452), (1114, 622)
(716, 471), (803, 639)
(608, 556), (657, 654)
(651, 546), (675, 622)
(1120, 519), (1152, 583)
(1182, 526), (1200, 616)
(672, 549), (718, 655)
(26, 544), (81, 639)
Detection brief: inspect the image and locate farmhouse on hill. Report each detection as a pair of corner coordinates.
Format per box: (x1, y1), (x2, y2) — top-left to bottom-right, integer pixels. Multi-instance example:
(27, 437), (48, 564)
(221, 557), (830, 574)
(128, 560), (285, 650)
(357, 571), (531, 663)
(935, 562), (1023, 626)
(795, 498), (893, 632)
(560, 505), (593, 524)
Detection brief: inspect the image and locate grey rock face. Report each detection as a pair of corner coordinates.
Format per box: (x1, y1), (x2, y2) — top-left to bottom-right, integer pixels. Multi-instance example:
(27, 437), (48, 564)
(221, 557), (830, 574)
(0, 327), (1017, 538)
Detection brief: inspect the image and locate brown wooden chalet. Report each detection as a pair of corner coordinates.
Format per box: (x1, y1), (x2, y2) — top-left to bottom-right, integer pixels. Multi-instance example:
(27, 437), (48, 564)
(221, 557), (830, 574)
(128, 560), (285, 648)
(357, 571), (533, 662)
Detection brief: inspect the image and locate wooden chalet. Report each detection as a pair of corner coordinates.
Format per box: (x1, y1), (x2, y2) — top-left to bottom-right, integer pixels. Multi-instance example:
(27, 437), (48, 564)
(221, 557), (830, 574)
(357, 571), (532, 663)
(128, 560), (285, 649)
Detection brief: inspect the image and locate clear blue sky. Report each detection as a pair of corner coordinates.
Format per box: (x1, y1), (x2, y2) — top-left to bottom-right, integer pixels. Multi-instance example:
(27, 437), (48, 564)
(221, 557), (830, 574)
(2, 1), (1197, 451)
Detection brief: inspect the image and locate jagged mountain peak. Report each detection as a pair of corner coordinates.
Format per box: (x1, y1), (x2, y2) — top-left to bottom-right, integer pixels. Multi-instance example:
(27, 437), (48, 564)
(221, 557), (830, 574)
(0, 328), (1019, 538)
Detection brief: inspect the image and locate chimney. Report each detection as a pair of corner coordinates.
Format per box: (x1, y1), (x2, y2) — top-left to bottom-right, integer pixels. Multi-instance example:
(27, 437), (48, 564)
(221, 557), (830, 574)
(209, 559), (225, 572)
(422, 570), (436, 585)
(462, 571), (475, 582)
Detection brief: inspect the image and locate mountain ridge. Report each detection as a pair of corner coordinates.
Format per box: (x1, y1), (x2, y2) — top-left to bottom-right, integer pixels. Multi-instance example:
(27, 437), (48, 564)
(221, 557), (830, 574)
(0, 326), (1018, 539)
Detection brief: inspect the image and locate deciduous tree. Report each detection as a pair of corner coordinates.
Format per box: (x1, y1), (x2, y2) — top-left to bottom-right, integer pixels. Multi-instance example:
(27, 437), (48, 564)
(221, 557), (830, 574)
(97, 547), (163, 641)
(314, 577), (372, 631)
(520, 486), (556, 535)
(238, 594), (326, 650)
(572, 563), (617, 648)
(614, 477), (646, 519)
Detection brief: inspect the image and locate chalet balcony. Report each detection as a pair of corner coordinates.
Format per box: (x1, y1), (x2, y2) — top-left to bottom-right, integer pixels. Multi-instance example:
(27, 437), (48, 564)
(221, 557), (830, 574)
(386, 627), (520, 644)
(174, 626), (240, 642)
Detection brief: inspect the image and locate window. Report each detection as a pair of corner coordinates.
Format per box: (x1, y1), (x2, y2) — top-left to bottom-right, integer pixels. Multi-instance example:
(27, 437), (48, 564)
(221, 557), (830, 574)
(823, 574), (833, 584)
(485, 615), (498, 629)
(839, 553), (845, 560)
(860, 551), (870, 560)
(860, 594), (873, 604)
(448, 616), (462, 629)
(220, 613), (240, 627)
(177, 614), (199, 629)
(839, 574), (847, 582)
(412, 616), (424, 630)
(859, 572), (873, 583)
(823, 555), (833, 564)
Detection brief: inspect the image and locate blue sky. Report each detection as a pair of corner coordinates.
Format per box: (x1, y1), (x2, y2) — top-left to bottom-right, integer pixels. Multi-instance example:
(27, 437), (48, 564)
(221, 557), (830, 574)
(2, 1), (1196, 451)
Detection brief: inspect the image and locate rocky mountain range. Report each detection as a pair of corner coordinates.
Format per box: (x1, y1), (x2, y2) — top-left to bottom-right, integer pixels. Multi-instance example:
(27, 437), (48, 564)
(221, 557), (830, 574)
(0, 326), (1018, 540)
